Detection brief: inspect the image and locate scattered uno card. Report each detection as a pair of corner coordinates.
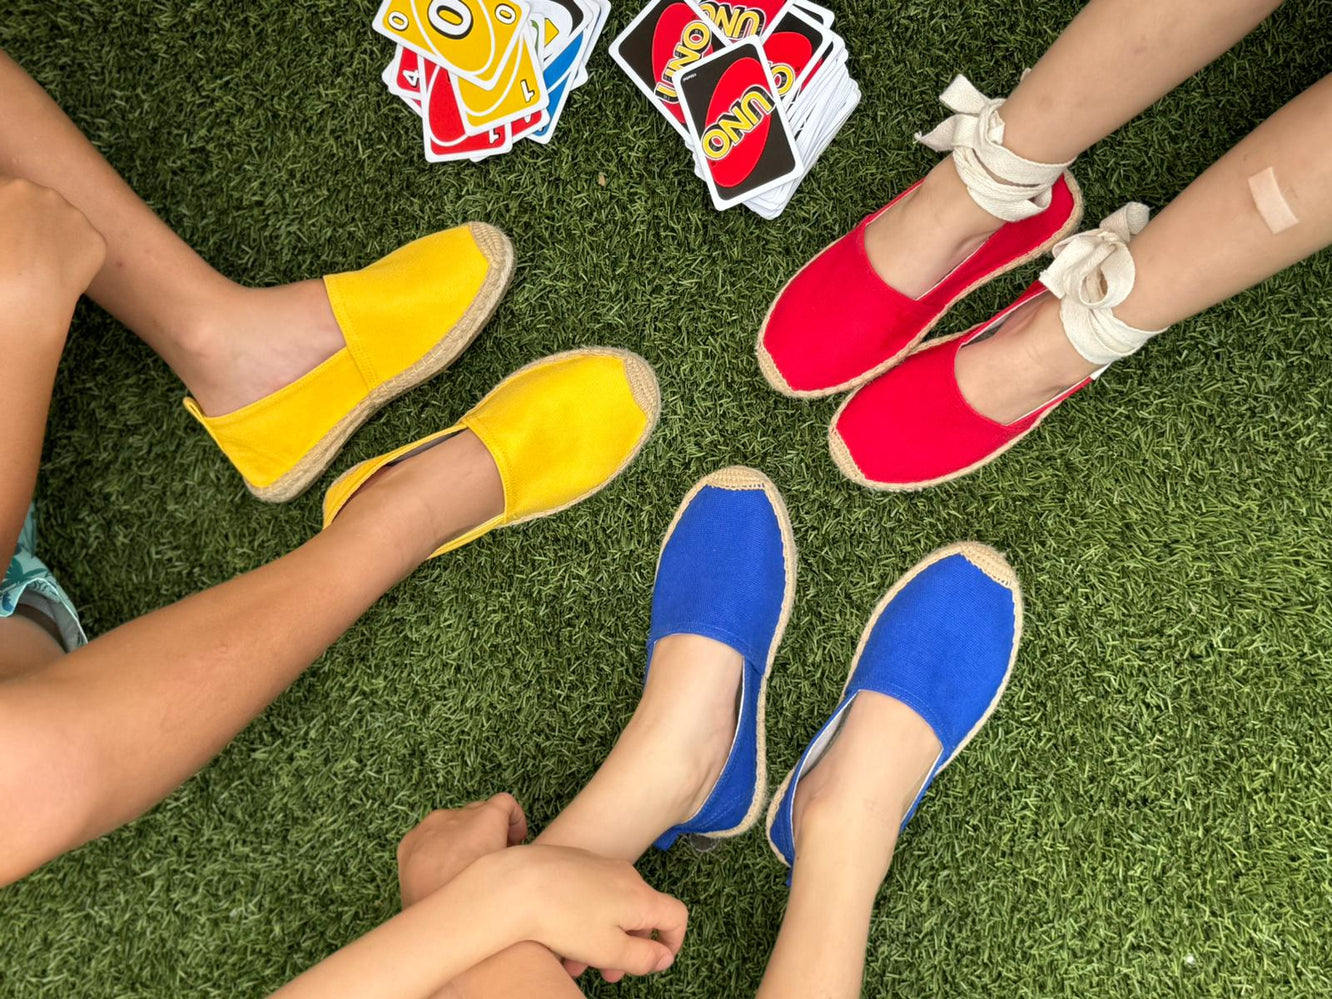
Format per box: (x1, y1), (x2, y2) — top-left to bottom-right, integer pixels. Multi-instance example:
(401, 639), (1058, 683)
(676, 40), (802, 209)
(612, 0), (858, 216)
(608, 0), (726, 138)
(374, 0), (611, 162)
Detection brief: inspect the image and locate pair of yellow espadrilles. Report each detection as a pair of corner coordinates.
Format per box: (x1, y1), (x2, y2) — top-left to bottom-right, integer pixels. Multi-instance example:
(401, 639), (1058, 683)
(184, 222), (659, 555)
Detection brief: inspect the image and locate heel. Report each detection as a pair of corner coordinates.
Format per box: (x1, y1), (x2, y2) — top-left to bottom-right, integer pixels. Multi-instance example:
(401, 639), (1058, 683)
(685, 833), (724, 854)
(653, 828), (727, 854)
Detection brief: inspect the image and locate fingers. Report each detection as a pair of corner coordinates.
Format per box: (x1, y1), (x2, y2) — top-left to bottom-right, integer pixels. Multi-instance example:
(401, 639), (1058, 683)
(601, 889), (687, 980)
(610, 936), (676, 977)
(638, 891), (689, 960)
(485, 792), (528, 845)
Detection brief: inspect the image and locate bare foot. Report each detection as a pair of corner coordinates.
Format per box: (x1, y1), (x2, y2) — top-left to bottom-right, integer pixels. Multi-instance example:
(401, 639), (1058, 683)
(333, 429), (504, 566)
(178, 280), (346, 416)
(862, 158), (1004, 299)
(791, 693), (942, 881)
(953, 294), (1101, 424)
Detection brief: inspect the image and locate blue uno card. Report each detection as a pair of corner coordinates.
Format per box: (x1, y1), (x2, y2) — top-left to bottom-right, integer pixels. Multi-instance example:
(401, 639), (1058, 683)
(529, 28), (585, 142)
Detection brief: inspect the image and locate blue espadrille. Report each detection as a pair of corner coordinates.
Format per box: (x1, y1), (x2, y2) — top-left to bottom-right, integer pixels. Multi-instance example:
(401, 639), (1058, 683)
(650, 466), (797, 851)
(766, 542), (1021, 868)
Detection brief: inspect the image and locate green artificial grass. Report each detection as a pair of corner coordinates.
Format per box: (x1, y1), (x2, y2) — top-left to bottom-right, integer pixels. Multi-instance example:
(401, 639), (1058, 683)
(4, 1), (1332, 996)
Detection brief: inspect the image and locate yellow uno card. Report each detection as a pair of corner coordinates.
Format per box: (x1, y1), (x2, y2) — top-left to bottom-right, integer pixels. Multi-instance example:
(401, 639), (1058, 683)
(455, 28), (548, 133)
(374, 0), (530, 86)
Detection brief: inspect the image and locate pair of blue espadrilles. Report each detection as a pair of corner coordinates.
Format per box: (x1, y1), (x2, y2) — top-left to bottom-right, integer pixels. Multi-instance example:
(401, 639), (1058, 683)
(646, 466), (1024, 873)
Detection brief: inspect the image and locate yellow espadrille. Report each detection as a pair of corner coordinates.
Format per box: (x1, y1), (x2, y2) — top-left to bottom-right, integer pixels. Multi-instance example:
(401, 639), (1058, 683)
(321, 347), (660, 558)
(184, 222), (515, 502)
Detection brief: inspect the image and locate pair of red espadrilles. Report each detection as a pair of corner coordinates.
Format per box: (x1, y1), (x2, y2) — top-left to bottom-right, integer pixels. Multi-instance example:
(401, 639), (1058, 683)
(754, 75), (1168, 491)
(758, 171), (1093, 490)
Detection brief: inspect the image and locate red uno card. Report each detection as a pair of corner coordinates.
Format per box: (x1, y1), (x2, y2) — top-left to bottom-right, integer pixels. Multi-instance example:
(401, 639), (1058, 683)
(423, 63), (512, 158)
(609, 0), (730, 138)
(676, 39), (803, 209)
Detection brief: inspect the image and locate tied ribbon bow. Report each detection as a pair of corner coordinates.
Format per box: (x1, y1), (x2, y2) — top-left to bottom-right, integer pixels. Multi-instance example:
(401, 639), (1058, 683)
(1039, 203), (1166, 366)
(915, 74), (1072, 222)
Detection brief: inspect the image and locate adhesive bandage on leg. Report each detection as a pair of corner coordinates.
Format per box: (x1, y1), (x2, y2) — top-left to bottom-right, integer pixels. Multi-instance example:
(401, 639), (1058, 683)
(915, 75), (1073, 222)
(1248, 167), (1300, 235)
(1038, 203), (1167, 367)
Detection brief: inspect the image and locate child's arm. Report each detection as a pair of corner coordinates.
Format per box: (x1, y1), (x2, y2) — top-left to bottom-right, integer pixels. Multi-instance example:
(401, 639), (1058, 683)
(272, 844), (688, 999)
(271, 854), (518, 999)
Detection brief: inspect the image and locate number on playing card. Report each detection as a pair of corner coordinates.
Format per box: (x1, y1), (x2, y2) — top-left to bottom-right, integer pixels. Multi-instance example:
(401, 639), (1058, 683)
(428, 0), (474, 37)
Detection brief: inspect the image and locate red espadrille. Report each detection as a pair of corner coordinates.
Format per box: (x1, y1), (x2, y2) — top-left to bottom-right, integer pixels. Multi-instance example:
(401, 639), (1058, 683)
(757, 173), (1082, 399)
(827, 282), (1096, 490)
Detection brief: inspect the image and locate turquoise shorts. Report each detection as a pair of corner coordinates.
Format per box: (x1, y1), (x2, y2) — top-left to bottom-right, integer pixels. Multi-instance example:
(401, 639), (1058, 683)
(2, 506), (86, 652)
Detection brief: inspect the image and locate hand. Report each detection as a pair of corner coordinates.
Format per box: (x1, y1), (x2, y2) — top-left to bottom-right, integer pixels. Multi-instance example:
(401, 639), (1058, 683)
(493, 845), (689, 980)
(397, 794), (527, 907)
(0, 175), (105, 327)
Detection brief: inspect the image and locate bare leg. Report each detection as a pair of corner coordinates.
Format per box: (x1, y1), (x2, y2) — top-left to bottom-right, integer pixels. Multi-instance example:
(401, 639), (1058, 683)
(957, 72), (1332, 422)
(0, 50), (350, 416)
(442, 634), (744, 996)
(0, 173), (105, 563)
(537, 634), (742, 861)
(756, 694), (941, 999)
(0, 430), (502, 886)
(864, 0), (1283, 298)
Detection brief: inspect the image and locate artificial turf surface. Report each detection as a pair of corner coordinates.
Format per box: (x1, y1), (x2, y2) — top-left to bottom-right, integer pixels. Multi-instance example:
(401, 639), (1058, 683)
(4, 0), (1332, 996)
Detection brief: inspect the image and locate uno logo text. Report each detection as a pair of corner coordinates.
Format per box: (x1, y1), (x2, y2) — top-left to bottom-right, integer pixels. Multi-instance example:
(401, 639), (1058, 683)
(702, 83), (774, 159)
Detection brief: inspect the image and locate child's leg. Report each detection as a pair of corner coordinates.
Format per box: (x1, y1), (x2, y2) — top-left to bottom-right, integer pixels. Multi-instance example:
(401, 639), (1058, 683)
(0, 174), (105, 561)
(535, 634), (742, 861)
(0, 430), (503, 886)
(0, 50), (345, 417)
(957, 72), (1332, 423)
(440, 634), (746, 996)
(755, 695), (940, 999)
(869, 0), (1283, 298)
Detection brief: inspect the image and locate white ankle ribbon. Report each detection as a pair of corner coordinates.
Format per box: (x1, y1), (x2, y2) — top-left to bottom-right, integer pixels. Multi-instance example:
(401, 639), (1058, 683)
(915, 74), (1072, 222)
(1038, 203), (1166, 367)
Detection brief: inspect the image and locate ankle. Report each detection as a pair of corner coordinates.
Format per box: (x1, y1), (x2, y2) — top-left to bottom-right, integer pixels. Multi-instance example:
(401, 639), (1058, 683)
(618, 701), (735, 820)
(795, 768), (911, 846)
(915, 157), (1005, 238)
(174, 277), (250, 356)
(793, 789), (900, 888)
(165, 283), (253, 396)
(328, 430), (503, 566)
(1007, 297), (1102, 388)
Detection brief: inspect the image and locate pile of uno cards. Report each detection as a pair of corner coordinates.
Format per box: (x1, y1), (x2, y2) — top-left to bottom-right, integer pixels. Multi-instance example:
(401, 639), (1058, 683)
(611, 1), (858, 217)
(373, 0), (611, 161)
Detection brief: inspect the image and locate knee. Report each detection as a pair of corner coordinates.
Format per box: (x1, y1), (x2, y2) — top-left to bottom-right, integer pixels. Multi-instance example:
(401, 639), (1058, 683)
(0, 177), (106, 341)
